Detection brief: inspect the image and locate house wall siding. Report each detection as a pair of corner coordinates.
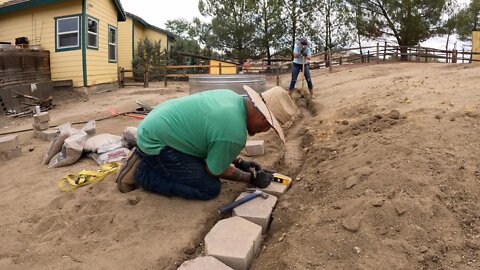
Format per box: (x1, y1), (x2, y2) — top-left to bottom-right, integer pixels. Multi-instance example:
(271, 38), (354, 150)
(85, 0), (119, 85)
(0, 0), (84, 86)
(117, 17), (133, 70)
(473, 31), (480, 62)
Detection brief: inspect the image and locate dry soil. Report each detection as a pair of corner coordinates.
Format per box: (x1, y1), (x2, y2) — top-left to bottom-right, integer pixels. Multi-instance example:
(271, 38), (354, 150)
(0, 63), (479, 270)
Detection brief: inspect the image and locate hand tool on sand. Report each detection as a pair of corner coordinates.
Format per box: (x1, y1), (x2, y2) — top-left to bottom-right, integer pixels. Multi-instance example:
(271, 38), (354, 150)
(302, 55), (305, 93)
(218, 188), (269, 215)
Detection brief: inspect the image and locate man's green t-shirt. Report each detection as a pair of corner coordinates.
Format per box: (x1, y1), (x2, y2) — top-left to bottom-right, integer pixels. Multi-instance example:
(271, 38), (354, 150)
(137, 90), (247, 175)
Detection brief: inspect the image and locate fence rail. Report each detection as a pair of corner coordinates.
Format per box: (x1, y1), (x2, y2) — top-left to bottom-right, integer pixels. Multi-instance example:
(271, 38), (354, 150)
(118, 43), (480, 88)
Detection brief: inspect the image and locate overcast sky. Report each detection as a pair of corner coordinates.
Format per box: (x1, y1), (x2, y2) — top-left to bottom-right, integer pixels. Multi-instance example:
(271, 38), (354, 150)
(119, 0), (474, 50)
(120, 0), (204, 29)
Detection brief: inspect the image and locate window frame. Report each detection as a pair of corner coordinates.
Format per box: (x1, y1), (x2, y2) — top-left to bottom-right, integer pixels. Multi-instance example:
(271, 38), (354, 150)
(87, 16), (99, 50)
(55, 14), (81, 52)
(108, 24), (117, 63)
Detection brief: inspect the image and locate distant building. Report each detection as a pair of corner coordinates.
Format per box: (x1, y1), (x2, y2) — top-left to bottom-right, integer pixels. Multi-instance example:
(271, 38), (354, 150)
(0, 0), (127, 87)
(118, 12), (176, 72)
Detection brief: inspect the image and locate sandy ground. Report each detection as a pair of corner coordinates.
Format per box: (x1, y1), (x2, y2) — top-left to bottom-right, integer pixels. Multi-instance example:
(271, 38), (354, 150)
(1, 62), (480, 269)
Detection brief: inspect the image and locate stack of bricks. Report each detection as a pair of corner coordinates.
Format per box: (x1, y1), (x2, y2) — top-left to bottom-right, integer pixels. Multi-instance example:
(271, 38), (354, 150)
(33, 112), (58, 141)
(32, 112), (50, 131)
(0, 135), (22, 161)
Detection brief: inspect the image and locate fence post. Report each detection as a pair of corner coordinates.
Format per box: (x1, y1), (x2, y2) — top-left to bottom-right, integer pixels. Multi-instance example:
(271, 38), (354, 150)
(383, 41), (387, 62)
(452, 49), (457, 63)
(367, 50), (370, 63)
(143, 67), (148, 88)
(462, 48), (465, 63)
(219, 63), (222, 75)
(339, 56), (342, 65)
(425, 48), (428, 62)
(163, 66), (167, 87)
(276, 64), (280, 86)
(118, 67), (124, 88)
(376, 42), (379, 64)
(417, 45), (420, 63)
(328, 48), (333, 72)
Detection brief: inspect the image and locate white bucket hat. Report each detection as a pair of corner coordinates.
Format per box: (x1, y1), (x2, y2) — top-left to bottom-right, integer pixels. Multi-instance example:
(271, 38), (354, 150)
(243, 85), (286, 144)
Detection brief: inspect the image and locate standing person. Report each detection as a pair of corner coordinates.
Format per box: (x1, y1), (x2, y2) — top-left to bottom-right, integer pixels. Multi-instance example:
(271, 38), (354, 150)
(115, 86), (285, 200)
(289, 37), (314, 97)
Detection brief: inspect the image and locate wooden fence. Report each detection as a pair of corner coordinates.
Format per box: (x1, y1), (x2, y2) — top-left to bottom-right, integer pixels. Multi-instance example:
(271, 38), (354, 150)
(118, 43), (480, 88)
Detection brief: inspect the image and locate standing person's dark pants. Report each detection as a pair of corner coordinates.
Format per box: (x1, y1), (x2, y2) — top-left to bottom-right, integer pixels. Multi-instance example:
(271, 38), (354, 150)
(289, 62), (313, 92)
(135, 147), (221, 200)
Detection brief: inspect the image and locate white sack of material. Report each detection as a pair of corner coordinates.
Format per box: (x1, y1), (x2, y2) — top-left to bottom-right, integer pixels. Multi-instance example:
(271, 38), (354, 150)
(48, 131), (88, 168)
(84, 134), (123, 153)
(89, 147), (130, 165)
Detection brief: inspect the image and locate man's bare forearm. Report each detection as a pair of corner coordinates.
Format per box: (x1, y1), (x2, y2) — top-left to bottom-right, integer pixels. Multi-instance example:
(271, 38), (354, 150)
(219, 165), (251, 183)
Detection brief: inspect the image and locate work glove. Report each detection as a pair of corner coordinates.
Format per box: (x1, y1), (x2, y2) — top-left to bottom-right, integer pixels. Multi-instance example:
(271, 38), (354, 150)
(234, 158), (262, 172)
(250, 169), (273, 189)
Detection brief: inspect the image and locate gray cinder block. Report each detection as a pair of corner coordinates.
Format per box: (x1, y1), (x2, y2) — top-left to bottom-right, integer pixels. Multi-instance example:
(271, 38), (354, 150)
(178, 256), (233, 270)
(233, 192), (278, 234)
(33, 112), (50, 123)
(205, 216), (262, 270)
(0, 135), (19, 152)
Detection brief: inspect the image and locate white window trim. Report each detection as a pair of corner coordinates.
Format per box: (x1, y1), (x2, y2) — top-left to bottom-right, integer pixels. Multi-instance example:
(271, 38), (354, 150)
(108, 25), (117, 62)
(56, 16), (80, 50)
(87, 17), (99, 49)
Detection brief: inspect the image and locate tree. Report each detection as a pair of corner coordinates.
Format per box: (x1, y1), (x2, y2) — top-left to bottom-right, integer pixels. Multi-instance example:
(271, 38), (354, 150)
(254, 0), (284, 65)
(346, 0), (449, 60)
(165, 19), (193, 40)
(437, 0), (461, 51)
(199, 0), (258, 63)
(280, 0), (317, 58)
(456, 0), (480, 41)
(132, 38), (166, 80)
(313, 0), (351, 51)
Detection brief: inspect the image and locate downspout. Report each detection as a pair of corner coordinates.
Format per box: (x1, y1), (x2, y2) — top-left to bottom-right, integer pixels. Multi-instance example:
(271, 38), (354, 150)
(82, 0), (87, 86)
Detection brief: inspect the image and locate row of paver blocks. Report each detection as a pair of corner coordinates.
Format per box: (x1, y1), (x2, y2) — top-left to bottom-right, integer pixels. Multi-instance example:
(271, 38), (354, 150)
(179, 166), (291, 270)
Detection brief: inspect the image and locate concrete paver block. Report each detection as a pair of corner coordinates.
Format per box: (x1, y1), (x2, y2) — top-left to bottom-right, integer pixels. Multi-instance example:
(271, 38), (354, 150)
(32, 122), (50, 131)
(233, 192), (278, 234)
(178, 256), (232, 270)
(261, 181), (290, 197)
(205, 216), (262, 270)
(0, 147), (22, 160)
(33, 112), (50, 123)
(0, 135), (19, 152)
(243, 140), (264, 156)
(34, 129), (59, 141)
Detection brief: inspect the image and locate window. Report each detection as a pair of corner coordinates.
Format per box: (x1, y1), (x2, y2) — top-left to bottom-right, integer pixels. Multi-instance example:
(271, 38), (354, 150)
(56, 15), (80, 51)
(87, 17), (99, 49)
(108, 25), (117, 62)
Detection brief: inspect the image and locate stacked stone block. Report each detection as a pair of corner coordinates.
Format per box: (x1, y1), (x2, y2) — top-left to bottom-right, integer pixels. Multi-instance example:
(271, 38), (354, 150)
(0, 135), (22, 160)
(32, 112), (50, 131)
(32, 112), (59, 141)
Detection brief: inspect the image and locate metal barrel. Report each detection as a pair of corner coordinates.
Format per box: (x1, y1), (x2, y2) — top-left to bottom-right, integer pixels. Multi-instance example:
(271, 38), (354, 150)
(189, 74), (266, 95)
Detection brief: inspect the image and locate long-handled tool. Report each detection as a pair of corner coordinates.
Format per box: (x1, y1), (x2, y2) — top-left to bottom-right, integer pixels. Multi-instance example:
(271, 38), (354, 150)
(218, 188), (268, 215)
(301, 55), (305, 93)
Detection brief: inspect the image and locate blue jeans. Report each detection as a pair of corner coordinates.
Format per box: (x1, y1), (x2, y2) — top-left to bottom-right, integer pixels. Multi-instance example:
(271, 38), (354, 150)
(135, 147), (221, 200)
(289, 62), (313, 91)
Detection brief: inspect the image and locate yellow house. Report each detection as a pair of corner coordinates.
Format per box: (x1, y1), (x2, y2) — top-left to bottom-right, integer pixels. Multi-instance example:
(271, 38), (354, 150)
(473, 31), (480, 62)
(118, 12), (175, 72)
(0, 0), (126, 87)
